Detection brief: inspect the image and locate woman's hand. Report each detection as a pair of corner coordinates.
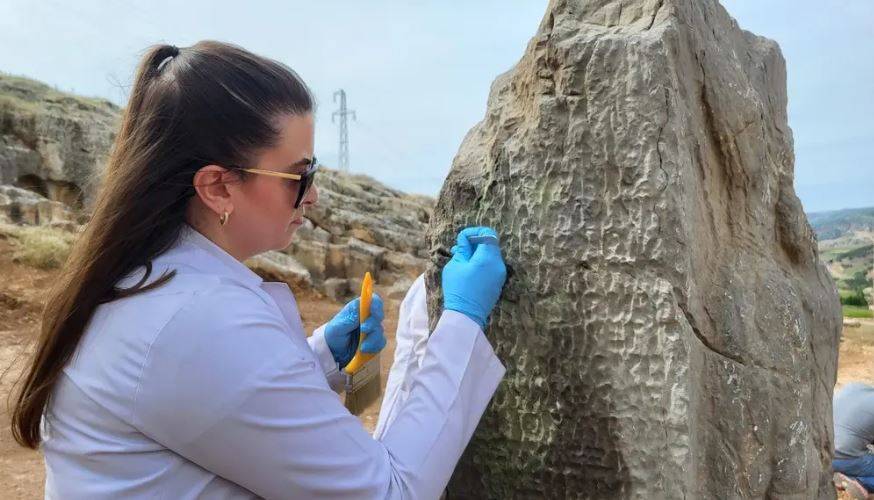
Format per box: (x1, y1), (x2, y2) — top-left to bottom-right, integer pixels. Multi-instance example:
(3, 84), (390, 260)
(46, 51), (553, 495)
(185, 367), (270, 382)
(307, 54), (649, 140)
(324, 294), (385, 368)
(441, 226), (507, 329)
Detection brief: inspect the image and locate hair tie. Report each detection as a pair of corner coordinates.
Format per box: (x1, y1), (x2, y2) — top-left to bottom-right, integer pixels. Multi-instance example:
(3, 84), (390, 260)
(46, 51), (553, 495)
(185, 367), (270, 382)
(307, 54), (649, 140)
(156, 46), (179, 72)
(156, 56), (174, 72)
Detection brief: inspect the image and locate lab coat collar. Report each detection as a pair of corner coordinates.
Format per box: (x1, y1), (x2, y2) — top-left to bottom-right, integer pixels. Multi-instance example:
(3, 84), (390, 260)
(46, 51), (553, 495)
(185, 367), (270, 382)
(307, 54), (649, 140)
(161, 226), (310, 349)
(166, 224), (265, 289)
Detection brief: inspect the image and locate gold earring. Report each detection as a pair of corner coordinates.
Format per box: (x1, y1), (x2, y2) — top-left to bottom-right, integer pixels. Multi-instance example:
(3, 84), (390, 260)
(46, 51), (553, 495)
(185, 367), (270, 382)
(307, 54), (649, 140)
(219, 211), (229, 226)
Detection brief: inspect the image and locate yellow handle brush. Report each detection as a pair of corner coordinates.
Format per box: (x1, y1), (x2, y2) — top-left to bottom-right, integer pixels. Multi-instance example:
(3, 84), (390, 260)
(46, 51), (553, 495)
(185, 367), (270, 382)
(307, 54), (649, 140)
(343, 272), (374, 375)
(343, 272), (382, 415)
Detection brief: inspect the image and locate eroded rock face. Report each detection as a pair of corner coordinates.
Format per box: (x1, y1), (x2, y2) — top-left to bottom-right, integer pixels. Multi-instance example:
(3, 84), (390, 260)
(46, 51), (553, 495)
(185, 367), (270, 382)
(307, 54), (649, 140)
(285, 169), (433, 300)
(426, 0), (841, 497)
(0, 74), (119, 209)
(0, 184), (76, 227)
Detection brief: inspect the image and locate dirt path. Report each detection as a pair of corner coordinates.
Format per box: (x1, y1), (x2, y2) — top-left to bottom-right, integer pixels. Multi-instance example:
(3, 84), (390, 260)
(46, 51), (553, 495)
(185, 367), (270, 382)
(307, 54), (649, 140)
(836, 320), (874, 388)
(1, 235), (872, 497)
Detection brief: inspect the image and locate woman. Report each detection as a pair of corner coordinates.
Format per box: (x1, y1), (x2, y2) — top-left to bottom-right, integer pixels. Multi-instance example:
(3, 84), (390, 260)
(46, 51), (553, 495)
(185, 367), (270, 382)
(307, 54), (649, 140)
(11, 41), (507, 499)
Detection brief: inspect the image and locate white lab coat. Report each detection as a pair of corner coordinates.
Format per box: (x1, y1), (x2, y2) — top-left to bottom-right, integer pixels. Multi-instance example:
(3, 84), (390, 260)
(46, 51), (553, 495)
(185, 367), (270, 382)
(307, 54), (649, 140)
(42, 224), (505, 499)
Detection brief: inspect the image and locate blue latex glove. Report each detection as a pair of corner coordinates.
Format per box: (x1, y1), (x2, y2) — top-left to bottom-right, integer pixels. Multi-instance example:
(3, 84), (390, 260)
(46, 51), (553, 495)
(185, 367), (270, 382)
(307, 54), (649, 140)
(324, 293), (385, 368)
(442, 226), (507, 329)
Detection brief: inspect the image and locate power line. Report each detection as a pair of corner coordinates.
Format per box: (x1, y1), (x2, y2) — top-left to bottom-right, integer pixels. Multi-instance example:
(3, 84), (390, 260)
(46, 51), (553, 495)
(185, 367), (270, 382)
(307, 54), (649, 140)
(354, 121), (410, 167)
(332, 89), (356, 173)
(353, 119), (449, 188)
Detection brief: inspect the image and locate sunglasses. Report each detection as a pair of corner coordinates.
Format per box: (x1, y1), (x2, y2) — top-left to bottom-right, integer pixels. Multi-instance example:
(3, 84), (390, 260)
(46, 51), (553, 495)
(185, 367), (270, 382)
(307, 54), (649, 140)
(229, 157), (319, 209)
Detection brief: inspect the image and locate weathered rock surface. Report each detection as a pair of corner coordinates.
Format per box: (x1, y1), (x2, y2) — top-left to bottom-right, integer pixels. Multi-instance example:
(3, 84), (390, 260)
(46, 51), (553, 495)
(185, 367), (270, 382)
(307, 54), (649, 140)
(0, 73), (119, 209)
(245, 250), (313, 291)
(0, 73), (432, 299)
(426, 0), (842, 497)
(0, 184), (76, 227)
(285, 169), (432, 300)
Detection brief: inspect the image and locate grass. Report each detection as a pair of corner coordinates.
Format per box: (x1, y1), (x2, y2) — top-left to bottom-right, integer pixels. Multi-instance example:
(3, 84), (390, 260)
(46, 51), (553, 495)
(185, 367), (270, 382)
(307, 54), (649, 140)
(823, 243), (872, 259)
(823, 247), (853, 261)
(843, 305), (874, 319)
(842, 244), (873, 260)
(0, 223), (75, 270)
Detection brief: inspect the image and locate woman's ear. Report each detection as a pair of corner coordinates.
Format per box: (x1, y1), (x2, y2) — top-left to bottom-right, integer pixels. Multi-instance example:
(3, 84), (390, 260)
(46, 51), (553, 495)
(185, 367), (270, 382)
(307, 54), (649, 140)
(192, 165), (236, 216)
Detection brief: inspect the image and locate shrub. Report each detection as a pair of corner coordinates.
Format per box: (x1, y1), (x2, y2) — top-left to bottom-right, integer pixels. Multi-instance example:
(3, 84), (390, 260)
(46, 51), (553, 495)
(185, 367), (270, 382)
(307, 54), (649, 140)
(2, 223), (75, 270)
(841, 289), (869, 307)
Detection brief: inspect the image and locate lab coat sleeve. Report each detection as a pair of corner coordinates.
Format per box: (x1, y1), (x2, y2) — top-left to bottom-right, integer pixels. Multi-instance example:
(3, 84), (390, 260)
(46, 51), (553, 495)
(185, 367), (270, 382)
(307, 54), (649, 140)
(132, 283), (505, 500)
(307, 324), (345, 393)
(374, 274), (430, 439)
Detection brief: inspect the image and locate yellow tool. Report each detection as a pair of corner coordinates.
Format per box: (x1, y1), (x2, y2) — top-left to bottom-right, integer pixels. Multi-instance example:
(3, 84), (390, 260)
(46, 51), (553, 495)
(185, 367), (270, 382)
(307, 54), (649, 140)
(343, 272), (382, 415)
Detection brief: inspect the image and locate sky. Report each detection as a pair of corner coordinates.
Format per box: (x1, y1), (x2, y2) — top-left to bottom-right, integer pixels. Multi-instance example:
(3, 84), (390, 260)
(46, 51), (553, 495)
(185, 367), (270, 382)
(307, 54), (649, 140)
(0, 0), (870, 213)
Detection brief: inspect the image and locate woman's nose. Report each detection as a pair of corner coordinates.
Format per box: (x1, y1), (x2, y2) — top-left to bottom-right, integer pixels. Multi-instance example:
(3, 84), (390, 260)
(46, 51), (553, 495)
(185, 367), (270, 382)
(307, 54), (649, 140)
(302, 183), (318, 207)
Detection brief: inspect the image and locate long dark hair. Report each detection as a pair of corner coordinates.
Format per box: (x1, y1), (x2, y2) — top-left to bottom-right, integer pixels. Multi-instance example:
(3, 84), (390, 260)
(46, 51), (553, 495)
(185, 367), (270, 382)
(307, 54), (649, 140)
(11, 40), (313, 449)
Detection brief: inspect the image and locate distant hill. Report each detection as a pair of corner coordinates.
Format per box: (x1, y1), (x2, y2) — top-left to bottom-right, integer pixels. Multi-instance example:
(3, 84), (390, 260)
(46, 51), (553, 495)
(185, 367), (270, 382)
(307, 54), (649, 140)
(807, 206), (874, 241)
(810, 206), (874, 313)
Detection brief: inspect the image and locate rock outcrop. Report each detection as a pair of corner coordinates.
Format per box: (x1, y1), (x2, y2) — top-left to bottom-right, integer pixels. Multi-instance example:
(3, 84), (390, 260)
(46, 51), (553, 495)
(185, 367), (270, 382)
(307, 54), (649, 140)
(0, 73), (119, 209)
(286, 169), (432, 300)
(0, 73), (432, 300)
(426, 0), (842, 497)
(0, 184), (76, 228)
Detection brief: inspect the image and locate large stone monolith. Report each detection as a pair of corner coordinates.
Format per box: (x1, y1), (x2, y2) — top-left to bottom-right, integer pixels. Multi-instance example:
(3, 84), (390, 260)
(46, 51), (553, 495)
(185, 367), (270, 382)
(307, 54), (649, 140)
(426, 0), (842, 497)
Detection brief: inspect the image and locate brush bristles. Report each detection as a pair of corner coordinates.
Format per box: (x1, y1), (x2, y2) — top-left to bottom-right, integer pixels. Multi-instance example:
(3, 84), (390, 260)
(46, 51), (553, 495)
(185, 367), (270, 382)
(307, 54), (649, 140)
(344, 372), (381, 415)
(344, 353), (382, 416)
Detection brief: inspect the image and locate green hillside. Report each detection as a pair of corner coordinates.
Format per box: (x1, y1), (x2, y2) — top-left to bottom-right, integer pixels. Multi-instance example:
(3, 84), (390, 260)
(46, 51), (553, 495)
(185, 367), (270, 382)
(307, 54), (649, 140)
(810, 206), (874, 317)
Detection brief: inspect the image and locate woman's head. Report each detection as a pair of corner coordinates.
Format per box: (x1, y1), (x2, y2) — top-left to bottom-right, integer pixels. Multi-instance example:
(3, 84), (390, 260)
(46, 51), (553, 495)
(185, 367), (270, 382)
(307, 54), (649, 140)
(122, 40), (319, 258)
(11, 40), (316, 449)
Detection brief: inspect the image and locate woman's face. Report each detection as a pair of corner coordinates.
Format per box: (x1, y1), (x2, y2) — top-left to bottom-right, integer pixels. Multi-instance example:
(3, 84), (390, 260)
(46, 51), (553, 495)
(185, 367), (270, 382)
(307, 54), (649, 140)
(229, 112), (318, 257)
